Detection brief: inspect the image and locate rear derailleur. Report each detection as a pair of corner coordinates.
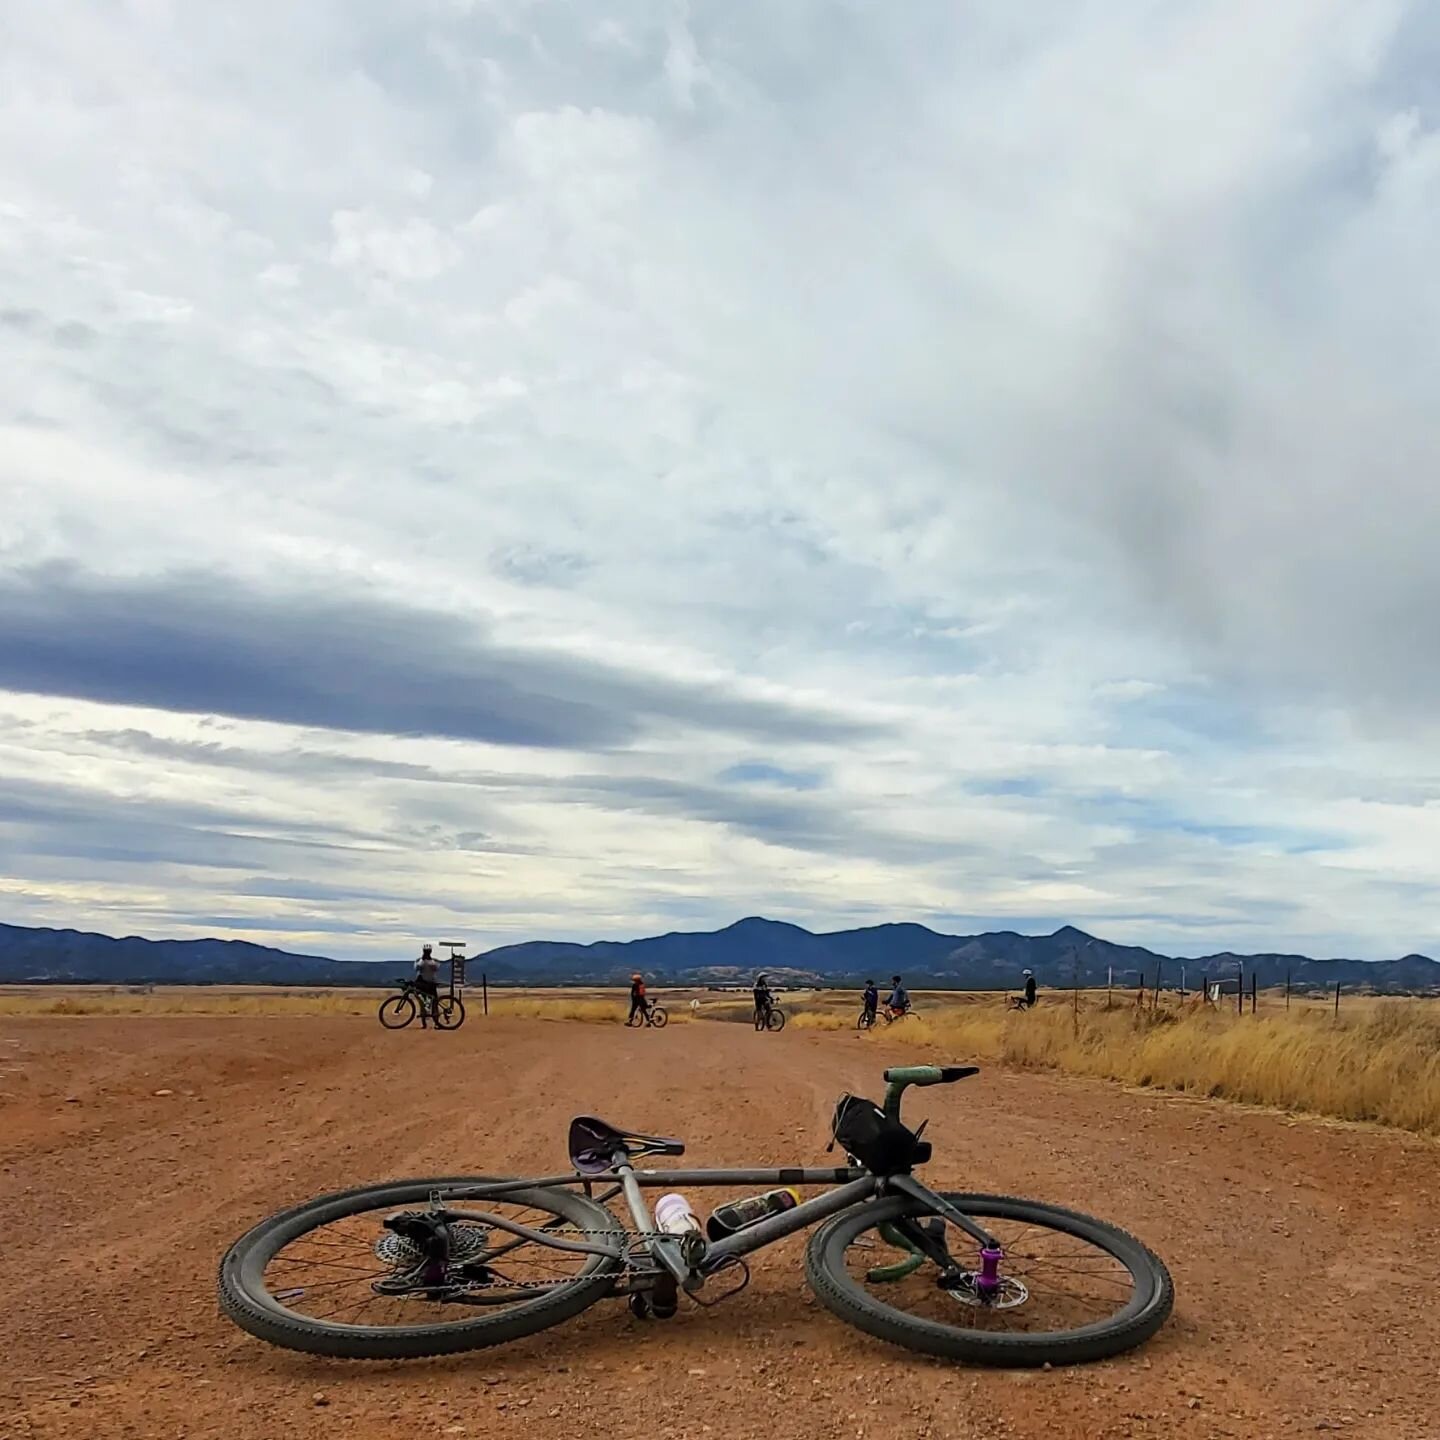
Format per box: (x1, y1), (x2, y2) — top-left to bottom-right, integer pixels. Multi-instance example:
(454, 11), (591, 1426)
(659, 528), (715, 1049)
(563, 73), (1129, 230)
(373, 1210), (493, 1297)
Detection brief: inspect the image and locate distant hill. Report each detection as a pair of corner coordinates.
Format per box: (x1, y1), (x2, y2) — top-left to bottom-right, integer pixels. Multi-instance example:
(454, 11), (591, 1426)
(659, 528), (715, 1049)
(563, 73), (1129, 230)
(480, 916), (1440, 993)
(3, 916), (1437, 993)
(0, 923), (454, 988)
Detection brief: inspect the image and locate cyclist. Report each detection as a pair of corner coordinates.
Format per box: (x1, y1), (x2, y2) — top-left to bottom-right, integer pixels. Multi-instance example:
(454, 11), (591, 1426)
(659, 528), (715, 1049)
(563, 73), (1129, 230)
(413, 944), (441, 1029)
(861, 978), (879, 1025)
(887, 974), (910, 1018)
(628, 972), (649, 1025)
(1022, 968), (1038, 1008)
(753, 973), (774, 1027)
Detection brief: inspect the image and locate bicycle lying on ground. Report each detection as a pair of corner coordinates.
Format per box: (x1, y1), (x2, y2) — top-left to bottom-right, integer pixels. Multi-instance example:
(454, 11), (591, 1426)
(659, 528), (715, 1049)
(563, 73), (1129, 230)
(754, 1003), (786, 1032)
(218, 1064), (1173, 1366)
(857, 1004), (914, 1030)
(378, 979), (465, 1031)
(625, 1002), (669, 1029)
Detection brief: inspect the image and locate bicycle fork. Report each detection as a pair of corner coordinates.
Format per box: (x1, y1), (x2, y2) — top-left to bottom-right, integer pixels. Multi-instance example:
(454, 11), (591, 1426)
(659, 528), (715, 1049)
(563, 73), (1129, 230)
(869, 1177), (1005, 1299)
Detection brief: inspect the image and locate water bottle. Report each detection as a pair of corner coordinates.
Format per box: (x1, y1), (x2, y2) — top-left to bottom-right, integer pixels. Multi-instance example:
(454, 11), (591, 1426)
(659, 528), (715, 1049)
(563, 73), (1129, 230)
(705, 1187), (801, 1240)
(654, 1192), (703, 1236)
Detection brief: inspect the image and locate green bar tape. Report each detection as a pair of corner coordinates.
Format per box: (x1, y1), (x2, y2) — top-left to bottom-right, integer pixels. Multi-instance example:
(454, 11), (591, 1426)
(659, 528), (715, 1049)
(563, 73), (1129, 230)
(867, 1220), (927, 1283)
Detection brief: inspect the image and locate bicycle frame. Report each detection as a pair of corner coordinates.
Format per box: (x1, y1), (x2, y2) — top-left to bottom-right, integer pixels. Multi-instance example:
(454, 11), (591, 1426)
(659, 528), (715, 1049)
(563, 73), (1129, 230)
(437, 1159), (999, 1296)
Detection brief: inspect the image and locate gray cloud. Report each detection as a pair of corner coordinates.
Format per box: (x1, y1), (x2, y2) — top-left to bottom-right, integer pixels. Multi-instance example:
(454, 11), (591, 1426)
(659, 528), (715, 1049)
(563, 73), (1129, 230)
(80, 725), (958, 866)
(0, 565), (873, 750)
(0, 774), (375, 873)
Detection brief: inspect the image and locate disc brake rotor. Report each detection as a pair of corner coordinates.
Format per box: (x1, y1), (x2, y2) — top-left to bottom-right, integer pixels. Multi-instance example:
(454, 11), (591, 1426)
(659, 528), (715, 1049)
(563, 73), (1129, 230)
(946, 1274), (1029, 1310)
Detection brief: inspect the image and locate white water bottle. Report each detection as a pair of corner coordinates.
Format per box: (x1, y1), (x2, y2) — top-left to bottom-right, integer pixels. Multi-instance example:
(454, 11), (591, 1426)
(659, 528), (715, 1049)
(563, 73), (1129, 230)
(654, 1192), (702, 1236)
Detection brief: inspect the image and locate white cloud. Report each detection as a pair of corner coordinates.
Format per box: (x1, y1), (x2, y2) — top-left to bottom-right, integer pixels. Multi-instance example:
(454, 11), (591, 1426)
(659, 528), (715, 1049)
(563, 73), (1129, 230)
(1, 0), (1438, 960)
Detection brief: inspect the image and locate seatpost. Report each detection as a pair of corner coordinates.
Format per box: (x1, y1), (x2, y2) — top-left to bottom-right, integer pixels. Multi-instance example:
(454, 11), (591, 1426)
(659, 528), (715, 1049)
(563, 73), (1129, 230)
(611, 1150), (692, 1289)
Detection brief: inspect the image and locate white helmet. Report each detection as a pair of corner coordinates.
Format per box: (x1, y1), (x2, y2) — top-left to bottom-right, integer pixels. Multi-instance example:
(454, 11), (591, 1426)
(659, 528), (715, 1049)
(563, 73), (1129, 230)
(1023, 968), (1033, 977)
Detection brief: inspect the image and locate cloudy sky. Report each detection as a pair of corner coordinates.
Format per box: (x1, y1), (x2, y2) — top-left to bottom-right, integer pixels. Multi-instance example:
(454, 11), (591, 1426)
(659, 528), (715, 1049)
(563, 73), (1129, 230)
(2, 0), (1438, 961)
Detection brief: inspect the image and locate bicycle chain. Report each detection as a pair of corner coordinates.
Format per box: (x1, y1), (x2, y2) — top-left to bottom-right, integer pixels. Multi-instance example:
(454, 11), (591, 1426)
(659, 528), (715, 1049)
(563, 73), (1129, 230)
(433, 1226), (668, 1292)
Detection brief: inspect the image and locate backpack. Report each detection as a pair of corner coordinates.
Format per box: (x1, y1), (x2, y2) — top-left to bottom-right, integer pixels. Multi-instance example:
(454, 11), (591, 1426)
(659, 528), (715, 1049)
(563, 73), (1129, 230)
(828, 1094), (931, 1174)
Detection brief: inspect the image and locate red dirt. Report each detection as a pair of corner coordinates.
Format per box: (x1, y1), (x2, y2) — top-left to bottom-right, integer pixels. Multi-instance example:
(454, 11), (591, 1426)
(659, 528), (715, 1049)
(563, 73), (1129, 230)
(1, 1015), (1435, 1439)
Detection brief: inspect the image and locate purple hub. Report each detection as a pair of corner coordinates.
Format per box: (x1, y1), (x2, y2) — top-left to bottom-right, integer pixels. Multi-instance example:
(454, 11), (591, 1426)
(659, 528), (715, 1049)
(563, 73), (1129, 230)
(975, 1245), (1004, 1296)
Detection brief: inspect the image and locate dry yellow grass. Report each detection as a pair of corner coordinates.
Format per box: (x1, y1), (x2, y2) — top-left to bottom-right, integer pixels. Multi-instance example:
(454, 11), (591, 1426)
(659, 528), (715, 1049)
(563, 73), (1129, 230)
(797, 995), (1440, 1135)
(5, 983), (1436, 1133)
(0, 985), (691, 1024)
(488, 996), (692, 1024)
(0, 987), (378, 1017)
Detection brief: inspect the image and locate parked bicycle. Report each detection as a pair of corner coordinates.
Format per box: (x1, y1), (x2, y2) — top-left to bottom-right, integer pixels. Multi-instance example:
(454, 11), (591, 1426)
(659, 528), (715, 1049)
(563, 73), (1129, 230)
(858, 1004), (913, 1030)
(378, 978), (465, 1031)
(218, 1063), (1173, 1366)
(754, 1002), (786, 1032)
(625, 1001), (669, 1029)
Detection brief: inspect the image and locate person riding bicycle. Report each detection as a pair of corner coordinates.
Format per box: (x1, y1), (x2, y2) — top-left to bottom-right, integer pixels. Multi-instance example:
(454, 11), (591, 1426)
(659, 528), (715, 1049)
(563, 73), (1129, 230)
(628, 973), (649, 1024)
(887, 974), (910, 1017)
(862, 979), (879, 1024)
(753, 973), (774, 1026)
(413, 945), (441, 1029)
(1022, 968), (1038, 1008)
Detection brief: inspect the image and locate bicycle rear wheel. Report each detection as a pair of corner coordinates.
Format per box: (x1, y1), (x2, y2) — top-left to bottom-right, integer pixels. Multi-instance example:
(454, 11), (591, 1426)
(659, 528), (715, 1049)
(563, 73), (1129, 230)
(807, 1192), (1172, 1366)
(219, 1178), (625, 1359)
(857, 1010), (875, 1031)
(649, 1006), (668, 1028)
(379, 995), (416, 1029)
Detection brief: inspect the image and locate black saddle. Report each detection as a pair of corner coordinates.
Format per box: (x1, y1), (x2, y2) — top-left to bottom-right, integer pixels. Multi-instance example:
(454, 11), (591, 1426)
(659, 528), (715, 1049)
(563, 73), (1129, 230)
(568, 1116), (686, 1175)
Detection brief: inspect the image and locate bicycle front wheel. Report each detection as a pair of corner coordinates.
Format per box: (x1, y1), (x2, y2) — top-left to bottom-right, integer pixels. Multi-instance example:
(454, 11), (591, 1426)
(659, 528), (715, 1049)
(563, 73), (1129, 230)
(765, 1008), (786, 1032)
(378, 995), (416, 1029)
(219, 1178), (625, 1359)
(806, 1192), (1172, 1367)
(649, 1006), (668, 1028)
(436, 996), (466, 1030)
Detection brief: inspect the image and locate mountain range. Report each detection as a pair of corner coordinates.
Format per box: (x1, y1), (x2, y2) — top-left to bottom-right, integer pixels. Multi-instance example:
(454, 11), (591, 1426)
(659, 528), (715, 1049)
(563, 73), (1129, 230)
(2, 917), (1438, 993)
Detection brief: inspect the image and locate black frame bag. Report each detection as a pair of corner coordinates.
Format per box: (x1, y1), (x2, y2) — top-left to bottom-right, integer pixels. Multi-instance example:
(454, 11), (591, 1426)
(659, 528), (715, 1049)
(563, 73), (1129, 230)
(829, 1094), (931, 1174)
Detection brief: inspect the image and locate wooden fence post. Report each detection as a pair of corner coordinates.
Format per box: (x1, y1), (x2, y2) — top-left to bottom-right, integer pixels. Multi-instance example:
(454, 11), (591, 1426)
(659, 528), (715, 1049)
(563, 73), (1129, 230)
(1250, 970), (1257, 1015)
(1286, 970), (1291, 1011)
(1334, 981), (1341, 1018)
(1153, 961), (1162, 1012)
(482, 972), (489, 1016)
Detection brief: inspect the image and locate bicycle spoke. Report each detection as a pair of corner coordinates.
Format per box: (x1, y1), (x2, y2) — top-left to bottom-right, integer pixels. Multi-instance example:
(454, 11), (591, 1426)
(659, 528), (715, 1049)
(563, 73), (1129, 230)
(253, 1188), (607, 1333)
(840, 1199), (1150, 1340)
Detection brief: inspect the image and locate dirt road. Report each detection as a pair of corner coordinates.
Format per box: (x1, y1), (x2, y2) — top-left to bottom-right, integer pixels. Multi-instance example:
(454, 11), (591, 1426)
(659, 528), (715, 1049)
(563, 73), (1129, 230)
(1, 1015), (1435, 1439)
